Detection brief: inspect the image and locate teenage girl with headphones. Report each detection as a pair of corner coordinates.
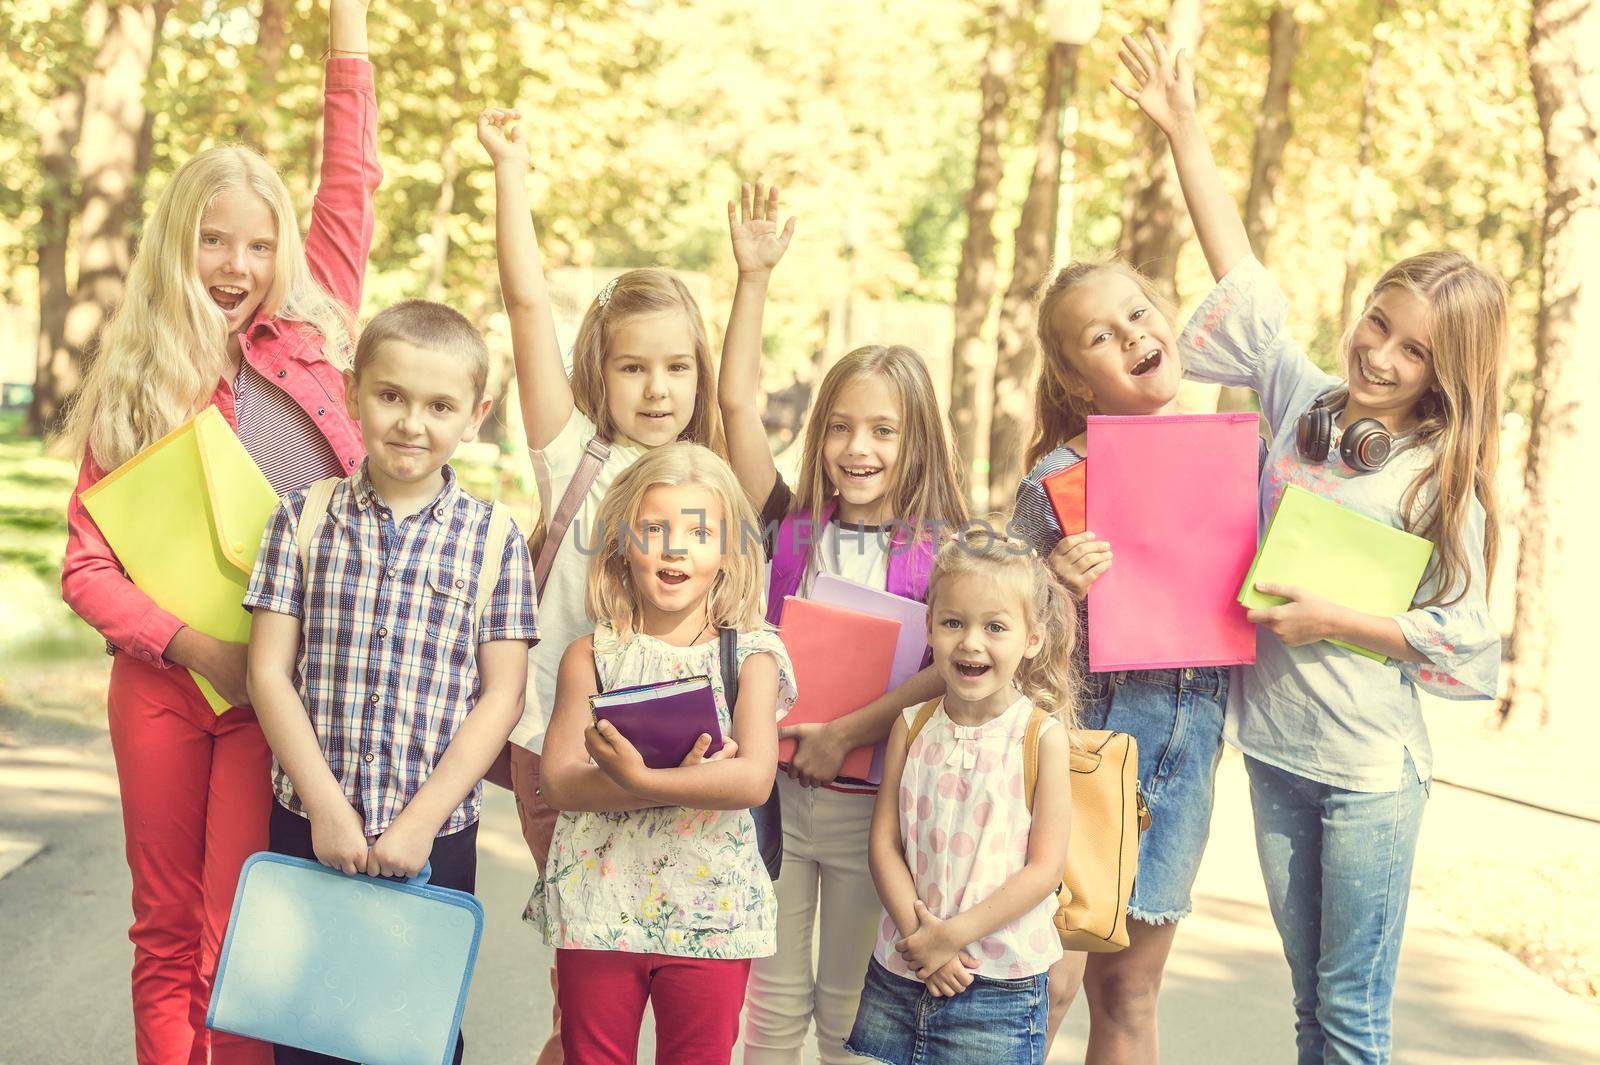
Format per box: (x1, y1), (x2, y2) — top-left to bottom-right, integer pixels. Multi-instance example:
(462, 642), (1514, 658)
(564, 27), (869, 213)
(1121, 33), (1504, 1064)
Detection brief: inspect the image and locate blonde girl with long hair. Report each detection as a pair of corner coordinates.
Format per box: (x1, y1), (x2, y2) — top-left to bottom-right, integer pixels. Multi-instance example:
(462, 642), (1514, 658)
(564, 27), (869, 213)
(1121, 31), (1503, 1065)
(527, 443), (798, 1062)
(479, 112), (754, 1064)
(847, 531), (1075, 1064)
(720, 189), (968, 1064)
(58, 4), (379, 1063)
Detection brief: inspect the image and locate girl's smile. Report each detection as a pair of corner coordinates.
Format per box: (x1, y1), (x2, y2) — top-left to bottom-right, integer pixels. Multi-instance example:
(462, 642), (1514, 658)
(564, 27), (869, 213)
(1051, 271), (1182, 414)
(822, 376), (902, 524)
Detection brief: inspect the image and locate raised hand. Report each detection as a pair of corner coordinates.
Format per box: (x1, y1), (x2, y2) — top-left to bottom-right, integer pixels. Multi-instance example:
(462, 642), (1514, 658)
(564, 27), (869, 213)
(727, 181), (796, 278)
(1111, 28), (1196, 136)
(477, 107), (530, 168)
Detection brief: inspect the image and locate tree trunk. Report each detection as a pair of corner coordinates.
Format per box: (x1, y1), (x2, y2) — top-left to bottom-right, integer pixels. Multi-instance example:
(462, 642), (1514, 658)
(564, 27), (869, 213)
(27, 81), (86, 437)
(949, 0), (1020, 513)
(1222, 0), (1300, 415)
(425, 134), (460, 303)
(1117, 0), (1204, 307)
(248, 0), (291, 148)
(988, 42), (1076, 505)
(61, 1), (163, 376)
(1505, 0), (1600, 730)
(1339, 0), (1395, 331)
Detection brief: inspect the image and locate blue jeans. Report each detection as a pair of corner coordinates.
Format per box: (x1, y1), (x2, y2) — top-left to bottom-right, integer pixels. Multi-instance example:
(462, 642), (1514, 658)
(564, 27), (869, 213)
(845, 956), (1047, 1065)
(1246, 752), (1428, 1065)
(1080, 666), (1228, 923)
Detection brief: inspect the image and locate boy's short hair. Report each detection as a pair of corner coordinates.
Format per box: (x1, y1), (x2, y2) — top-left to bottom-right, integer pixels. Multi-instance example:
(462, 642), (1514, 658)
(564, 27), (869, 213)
(354, 299), (490, 400)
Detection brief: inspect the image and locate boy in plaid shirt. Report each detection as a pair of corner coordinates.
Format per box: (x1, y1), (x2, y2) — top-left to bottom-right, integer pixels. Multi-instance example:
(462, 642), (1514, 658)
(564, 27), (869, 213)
(245, 300), (536, 1062)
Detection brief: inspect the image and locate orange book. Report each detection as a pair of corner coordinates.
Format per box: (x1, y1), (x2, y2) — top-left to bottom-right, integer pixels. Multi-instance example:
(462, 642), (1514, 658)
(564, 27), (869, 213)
(776, 597), (900, 784)
(1042, 460), (1087, 537)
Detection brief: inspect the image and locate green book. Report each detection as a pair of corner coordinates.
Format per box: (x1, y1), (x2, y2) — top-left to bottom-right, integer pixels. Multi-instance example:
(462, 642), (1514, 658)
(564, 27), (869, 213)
(1238, 485), (1435, 662)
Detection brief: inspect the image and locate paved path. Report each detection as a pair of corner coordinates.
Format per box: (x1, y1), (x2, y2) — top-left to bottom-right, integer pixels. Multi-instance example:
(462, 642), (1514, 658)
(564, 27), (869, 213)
(2, 706), (1596, 1064)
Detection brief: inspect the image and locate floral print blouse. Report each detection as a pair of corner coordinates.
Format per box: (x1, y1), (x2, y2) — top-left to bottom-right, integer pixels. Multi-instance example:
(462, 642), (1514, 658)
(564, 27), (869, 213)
(524, 622), (797, 958)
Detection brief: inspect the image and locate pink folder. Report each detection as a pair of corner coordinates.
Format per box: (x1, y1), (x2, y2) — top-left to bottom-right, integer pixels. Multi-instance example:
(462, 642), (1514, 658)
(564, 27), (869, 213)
(1085, 414), (1258, 672)
(777, 597), (900, 787)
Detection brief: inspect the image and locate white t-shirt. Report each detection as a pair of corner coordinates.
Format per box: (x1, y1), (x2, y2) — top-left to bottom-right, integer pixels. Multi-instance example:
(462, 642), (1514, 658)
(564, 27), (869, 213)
(797, 517), (892, 596)
(508, 408), (643, 753)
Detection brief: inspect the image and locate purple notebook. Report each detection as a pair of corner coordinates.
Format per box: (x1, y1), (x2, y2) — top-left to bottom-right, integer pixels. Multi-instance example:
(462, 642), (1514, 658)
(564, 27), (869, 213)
(590, 675), (725, 769)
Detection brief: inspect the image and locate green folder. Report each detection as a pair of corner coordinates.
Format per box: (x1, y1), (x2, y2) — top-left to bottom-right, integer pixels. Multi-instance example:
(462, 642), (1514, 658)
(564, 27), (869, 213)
(1238, 485), (1434, 661)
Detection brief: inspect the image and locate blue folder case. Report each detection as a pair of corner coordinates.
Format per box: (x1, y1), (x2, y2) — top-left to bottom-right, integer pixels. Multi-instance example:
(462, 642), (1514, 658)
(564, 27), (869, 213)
(207, 852), (484, 1065)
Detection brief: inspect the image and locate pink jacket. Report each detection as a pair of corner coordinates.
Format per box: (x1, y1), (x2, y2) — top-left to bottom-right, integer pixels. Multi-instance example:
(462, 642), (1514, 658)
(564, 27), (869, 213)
(62, 58), (381, 668)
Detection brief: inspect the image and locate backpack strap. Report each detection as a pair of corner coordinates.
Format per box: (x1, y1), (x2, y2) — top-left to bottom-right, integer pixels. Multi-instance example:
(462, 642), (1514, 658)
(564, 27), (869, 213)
(471, 500), (513, 643)
(904, 698), (942, 747)
(720, 626), (739, 708)
(1022, 706), (1050, 814)
(295, 477), (341, 574)
(534, 435), (611, 598)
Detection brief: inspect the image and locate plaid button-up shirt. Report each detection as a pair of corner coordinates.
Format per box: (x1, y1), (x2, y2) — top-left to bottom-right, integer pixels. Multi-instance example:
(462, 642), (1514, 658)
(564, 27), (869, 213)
(245, 464), (538, 836)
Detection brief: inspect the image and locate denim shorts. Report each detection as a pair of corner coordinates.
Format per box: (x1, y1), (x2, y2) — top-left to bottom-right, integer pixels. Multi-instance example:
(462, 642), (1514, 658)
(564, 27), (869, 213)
(845, 956), (1047, 1065)
(1079, 666), (1229, 924)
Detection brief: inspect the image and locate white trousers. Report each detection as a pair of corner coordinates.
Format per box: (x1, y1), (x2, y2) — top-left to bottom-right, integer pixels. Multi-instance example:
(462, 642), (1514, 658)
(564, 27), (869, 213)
(742, 776), (881, 1065)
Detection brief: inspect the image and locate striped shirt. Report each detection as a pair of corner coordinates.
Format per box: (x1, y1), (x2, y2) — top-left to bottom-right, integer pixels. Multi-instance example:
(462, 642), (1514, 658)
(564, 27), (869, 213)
(244, 463), (540, 836)
(235, 360), (344, 494)
(1011, 445), (1086, 559)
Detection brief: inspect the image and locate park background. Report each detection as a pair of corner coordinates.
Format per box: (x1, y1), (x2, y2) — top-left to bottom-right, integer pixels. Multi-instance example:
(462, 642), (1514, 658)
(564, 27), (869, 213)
(1, 0), (1597, 1060)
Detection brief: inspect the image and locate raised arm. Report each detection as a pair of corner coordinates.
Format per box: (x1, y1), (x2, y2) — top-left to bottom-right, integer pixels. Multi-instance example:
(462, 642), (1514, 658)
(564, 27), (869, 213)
(478, 108), (570, 451)
(1114, 29), (1250, 283)
(305, 0), (380, 313)
(718, 182), (795, 506)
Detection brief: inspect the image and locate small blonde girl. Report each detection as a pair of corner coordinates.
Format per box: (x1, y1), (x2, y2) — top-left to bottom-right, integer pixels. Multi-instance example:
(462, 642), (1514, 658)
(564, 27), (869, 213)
(527, 443), (797, 1062)
(846, 531), (1075, 1065)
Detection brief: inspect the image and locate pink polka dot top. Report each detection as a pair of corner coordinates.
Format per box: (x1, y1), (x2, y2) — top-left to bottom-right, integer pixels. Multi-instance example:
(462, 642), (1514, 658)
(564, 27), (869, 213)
(874, 695), (1064, 981)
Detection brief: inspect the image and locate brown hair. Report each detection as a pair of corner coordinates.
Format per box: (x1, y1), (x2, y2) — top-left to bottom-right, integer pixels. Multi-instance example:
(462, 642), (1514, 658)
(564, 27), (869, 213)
(355, 298), (490, 400)
(791, 344), (968, 536)
(569, 268), (723, 452)
(1026, 259), (1176, 469)
(1344, 251), (1507, 607)
(927, 524), (1080, 726)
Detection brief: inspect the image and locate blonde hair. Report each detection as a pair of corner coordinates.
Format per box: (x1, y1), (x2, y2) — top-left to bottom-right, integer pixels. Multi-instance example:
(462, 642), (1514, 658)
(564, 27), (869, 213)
(792, 344), (968, 537)
(926, 525), (1080, 726)
(569, 268), (723, 452)
(1027, 259), (1176, 469)
(587, 442), (769, 634)
(1341, 251), (1507, 607)
(62, 145), (353, 470)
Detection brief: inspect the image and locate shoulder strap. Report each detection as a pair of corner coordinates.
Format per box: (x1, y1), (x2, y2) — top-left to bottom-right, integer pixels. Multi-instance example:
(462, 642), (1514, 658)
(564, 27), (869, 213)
(534, 435), (611, 599)
(1022, 707), (1049, 814)
(471, 501), (513, 641)
(295, 477), (341, 574)
(904, 698), (942, 746)
(720, 626), (739, 708)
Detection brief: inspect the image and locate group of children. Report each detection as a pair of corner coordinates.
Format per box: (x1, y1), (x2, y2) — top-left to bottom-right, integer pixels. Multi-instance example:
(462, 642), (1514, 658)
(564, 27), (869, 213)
(61, 5), (1503, 1064)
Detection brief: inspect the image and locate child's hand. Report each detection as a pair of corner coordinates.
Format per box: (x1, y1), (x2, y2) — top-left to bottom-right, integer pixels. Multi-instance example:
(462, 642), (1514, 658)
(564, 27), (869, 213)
(1246, 582), (1340, 647)
(924, 953), (981, 998)
(727, 182), (796, 279)
(1049, 531), (1112, 598)
(678, 734), (739, 768)
(585, 719), (650, 791)
(477, 107), (530, 168)
(308, 798), (369, 876)
(896, 899), (966, 979)
(367, 813), (434, 880)
(778, 721), (849, 788)
(1111, 28), (1197, 137)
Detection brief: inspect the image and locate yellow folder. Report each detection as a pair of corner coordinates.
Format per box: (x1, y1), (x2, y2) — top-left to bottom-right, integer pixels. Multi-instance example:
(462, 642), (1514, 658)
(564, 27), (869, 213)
(81, 406), (283, 713)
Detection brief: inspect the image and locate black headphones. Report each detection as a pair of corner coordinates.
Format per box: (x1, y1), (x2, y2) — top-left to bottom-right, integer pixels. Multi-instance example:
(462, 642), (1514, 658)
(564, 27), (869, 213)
(1296, 391), (1393, 473)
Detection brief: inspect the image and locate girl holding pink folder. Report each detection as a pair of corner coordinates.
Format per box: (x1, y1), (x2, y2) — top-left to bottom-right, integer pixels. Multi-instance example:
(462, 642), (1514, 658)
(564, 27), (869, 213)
(1120, 31), (1504, 1065)
(59, 4), (379, 1062)
(719, 191), (968, 1065)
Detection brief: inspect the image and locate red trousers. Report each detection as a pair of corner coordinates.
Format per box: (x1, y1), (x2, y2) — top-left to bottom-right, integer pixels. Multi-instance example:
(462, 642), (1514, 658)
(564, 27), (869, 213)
(107, 654), (274, 1065)
(555, 949), (752, 1065)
